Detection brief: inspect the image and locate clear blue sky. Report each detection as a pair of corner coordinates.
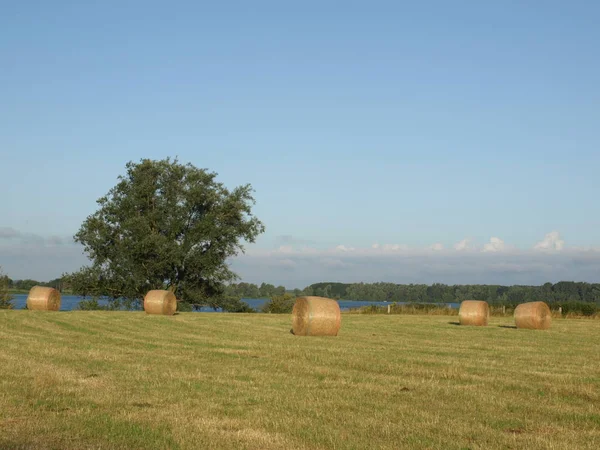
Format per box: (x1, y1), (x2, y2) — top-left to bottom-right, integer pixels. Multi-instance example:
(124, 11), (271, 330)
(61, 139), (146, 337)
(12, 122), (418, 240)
(1, 1), (599, 285)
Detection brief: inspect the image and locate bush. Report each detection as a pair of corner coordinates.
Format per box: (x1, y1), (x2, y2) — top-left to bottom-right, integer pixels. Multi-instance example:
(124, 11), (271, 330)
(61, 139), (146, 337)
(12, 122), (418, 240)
(120, 298), (143, 311)
(78, 298), (123, 311)
(349, 303), (458, 316)
(78, 298), (106, 310)
(262, 293), (296, 314)
(0, 269), (12, 310)
(552, 301), (599, 317)
(0, 291), (12, 310)
(176, 301), (193, 312)
(220, 296), (256, 313)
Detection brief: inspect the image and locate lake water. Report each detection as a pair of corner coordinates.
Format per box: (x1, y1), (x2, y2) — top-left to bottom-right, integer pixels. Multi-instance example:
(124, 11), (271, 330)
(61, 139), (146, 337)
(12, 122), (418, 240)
(9, 294), (459, 312)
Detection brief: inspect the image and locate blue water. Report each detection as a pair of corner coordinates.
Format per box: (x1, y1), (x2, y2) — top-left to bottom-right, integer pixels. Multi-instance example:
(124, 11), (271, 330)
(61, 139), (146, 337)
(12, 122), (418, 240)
(9, 294), (459, 312)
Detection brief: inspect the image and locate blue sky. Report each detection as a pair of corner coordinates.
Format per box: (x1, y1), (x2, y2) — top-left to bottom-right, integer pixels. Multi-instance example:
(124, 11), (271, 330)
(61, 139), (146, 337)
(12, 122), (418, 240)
(1, 1), (599, 286)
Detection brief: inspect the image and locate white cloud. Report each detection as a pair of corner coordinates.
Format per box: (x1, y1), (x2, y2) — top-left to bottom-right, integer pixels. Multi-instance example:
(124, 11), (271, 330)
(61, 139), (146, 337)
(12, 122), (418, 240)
(230, 230), (596, 287)
(0, 242), (89, 280)
(0, 227), (21, 239)
(429, 243), (444, 251)
(278, 259), (297, 269)
(453, 238), (471, 251)
(534, 231), (565, 251)
(276, 235), (316, 245)
(2, 228), (591, 288)
(0, 227), (70, 246)
(382, 244), (408, 251)
(322, 258), (348, 269)
(483, 237), (506, 253)
(232, 246), (600, 288)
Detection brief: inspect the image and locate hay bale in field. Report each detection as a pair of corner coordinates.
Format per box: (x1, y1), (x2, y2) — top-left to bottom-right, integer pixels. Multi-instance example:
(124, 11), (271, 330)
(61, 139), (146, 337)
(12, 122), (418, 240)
(458, 300), (489, 326)
(143, 290), (177, 315)
(514, 301), (552, 330)
(26, 286), (61, 311)
(291, 296), (341, 336)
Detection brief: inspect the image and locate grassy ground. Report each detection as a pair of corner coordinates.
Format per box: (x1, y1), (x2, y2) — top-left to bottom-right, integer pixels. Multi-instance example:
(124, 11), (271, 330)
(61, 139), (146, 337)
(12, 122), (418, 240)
(0, 312), (598, 450)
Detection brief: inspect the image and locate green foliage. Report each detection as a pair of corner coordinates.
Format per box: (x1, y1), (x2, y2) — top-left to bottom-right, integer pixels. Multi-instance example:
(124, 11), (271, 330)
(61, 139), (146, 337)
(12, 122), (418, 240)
(351, 303), (458, 316)
(7, 277), (68, 293)
(220, 296), (256, 313)
(176, 295), (255, 312)
(66, 158), (265, 310)
(78, 298), (119, 311)
(301, 281), (600, 305)
(224, 282), (261, 298)
(176, 301), (193, 312)
(305, 282), (348, 299)
(0, 267), (13, 309)
(262, 293), (296, 314)
(77, 298), (103, 310)
(223, 282), (286, 298)
(552, 301), (599, 317)
(9, 278), (38, 291)
(78, 297), (141, 311)
(258, 282), (276, 298)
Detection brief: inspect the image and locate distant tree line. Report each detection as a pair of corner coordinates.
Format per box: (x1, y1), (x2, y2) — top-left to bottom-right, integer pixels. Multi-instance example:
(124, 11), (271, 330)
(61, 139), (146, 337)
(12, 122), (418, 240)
(227, 281), (600, 304)
(224, 282), (290, 298)
(304, 281), (600, 305)
(228, 281), (600, 305)
(4, 274), (600, 310)
(3, 277), (64, 292)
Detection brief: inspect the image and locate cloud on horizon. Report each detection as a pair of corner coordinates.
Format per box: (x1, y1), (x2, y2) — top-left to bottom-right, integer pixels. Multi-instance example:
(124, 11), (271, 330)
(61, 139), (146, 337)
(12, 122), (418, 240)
(0, 227), (73, 247)
(231, 232), (600, 288)
(276, 235), (317, 246)
(2, 229), (600, 287)
(534, 231), (565, 251)
(483, 237), (507, 253)
(0, 228), (87, 280)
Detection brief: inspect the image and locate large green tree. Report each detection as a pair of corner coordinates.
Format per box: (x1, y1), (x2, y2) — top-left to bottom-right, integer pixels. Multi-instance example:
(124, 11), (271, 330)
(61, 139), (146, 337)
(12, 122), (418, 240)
(67, 158), (265, 309)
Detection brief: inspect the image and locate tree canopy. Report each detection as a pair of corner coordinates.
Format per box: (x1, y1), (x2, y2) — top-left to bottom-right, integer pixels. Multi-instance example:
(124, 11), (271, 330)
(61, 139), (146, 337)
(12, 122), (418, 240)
(300, 281), (600, 304)
(66, 158), (265, 309)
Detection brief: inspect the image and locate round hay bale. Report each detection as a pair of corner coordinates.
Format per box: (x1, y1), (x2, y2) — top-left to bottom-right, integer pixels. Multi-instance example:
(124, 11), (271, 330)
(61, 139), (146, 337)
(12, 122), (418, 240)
(291, 296), (341, 336)
(514, 301), (552, 330)
(143, 290), (177, 315)
(458, 300), (489, 326)
(26, 286), (61, 311)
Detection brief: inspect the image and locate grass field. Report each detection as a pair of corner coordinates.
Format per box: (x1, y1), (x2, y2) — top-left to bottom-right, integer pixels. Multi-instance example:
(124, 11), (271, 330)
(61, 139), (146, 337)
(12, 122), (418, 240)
(0, 312), (598, 449)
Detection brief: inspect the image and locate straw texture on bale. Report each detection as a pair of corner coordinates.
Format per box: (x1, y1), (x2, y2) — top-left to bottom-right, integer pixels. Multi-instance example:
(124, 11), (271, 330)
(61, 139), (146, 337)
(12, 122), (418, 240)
(514, 301), (552, 330)
(458, 300), (489, 326)
(26, 286), (61, 311)
(144, 290), (177, 315)
(291, 296), (341, 336)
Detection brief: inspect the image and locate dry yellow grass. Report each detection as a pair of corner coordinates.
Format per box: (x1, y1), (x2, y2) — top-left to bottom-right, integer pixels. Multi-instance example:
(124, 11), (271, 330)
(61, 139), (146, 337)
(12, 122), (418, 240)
(0, 311), (599, 449)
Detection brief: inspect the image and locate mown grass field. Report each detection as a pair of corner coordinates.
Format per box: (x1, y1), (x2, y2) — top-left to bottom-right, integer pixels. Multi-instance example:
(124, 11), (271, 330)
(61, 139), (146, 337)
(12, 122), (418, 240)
(0, 311), (598, 450)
